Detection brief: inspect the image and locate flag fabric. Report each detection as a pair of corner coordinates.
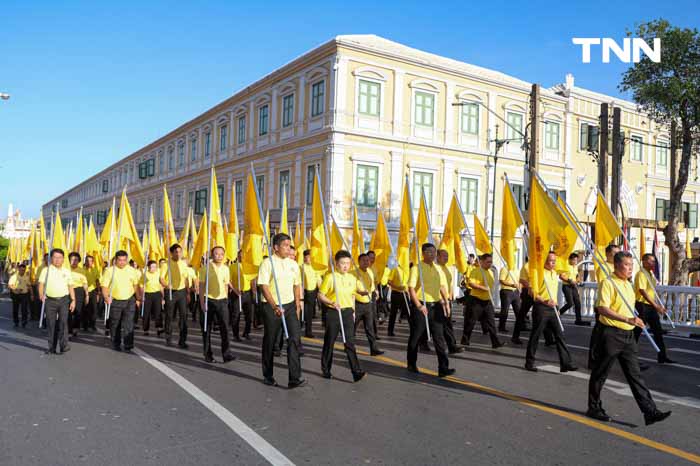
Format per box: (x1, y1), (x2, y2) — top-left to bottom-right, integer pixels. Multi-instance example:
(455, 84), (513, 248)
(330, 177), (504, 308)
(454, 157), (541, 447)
(226, 183), (240, 262)
(330, 218), (346, 257)
(294, 208), (306, 267)
(500, 181), (523, 269)
(39, 212), (48, 257)
(148, 210), (161, 261)
(85, 218), (102, 272)
(652, 229), (660, 280)
(162, 186), (177, 250)
(352, 205), (363, 261)
(310, 174), (329, 272)
(410, 191), (432, 263)
(73, 210), (83, 254)
(52, 211), (68, 252)
(639, 226), (646, 256)
(190, 211), (208, 271)
(473, 214), (492, 255)
(116, 189), (146, 267)
(241, 173), (264, 279)
(527, 176), (569, 298)
(99, 202), (115, 246)
(209, 169), (226, 248)
(439, 194), (468, 273)
(553, 196), (578, 271)
(686, 229), (693, 259)
(595, 192), (622, 250)
(179, 209), (192, 258)
(279, 190), (289, 235)
(372, 211), (392, 277)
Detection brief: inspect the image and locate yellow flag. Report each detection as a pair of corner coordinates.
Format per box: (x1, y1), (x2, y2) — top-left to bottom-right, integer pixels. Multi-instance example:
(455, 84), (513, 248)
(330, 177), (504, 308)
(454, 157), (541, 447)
(310, 174), (329, 272)
(500, 182), (523, 269)
(686, 229), (693, 258)
(226, 182), (240, 262)
(99, 202), (115, 246)
(439, 194), (469, 273)
(241, 173), (264, 279)
(372, 211), (392, 276)
(73, 211), (84, 254)
(24, 221), (36, 258)
(411, 191), (432, 263)
(639, 226), (646, 256)
(39, 212), (48, 257)
(163, 186), (177, 249)
(279, 190), (289, 235)
(85, 218), (102, 272)
(331, 218), (346, 257)
(294, 208), (306, 267)
(147, 210), (161, 261)
(190, 211), (208, 271)
(116, 189), (146, 267)
(595, 192), (622, 249)
(52, 210), (67, 252)
(352, 206), (363, 261)
(396, 182), (411, 275)
(553, 196), (579, 272)
(528, 177), (569, 295)
(179, 209), (191, 254)
(208, 169), (225, 248)
(473, 214), (492, 255)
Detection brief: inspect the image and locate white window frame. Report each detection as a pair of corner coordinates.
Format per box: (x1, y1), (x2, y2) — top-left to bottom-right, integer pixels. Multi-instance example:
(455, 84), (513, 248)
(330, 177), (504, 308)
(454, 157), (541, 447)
(458, 176), (480, 216)
(311, 80), (325, 118)
(629, 133), (644, 163)
(410, 82), (439, 140)
(351, 157), (383, 209)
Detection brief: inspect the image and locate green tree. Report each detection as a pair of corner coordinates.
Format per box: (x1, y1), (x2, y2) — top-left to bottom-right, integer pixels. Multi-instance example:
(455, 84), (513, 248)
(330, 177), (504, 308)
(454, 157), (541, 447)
(0, 237), (8, 261)
(620, 19), (700, 284)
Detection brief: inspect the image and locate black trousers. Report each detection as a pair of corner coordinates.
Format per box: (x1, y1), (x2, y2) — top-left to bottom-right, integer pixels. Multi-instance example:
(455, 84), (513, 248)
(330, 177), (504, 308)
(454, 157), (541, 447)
(45, 296), (69, 351)
(11, 292), (29, 325)
(407, 302), (449, 372)
(388, 290), (409, 335)
(164, 289), (188, 345)
(321, 307), (361, 376)
(302, 289), (317, 336)
(354, 301), (380, 353)
(499, 289), (521, 330)
(463, 297), (500, 346)
(526, 303), (572, 367)
(634, 302), (668, 361)
(110, 297), (135, 350)
(512, 289), (533, 340)
(143, 292), (162, 332)
(588, 326), (657, 415)
(201, 298), (231, 359)
(69, 288), (85, 334)
(560, 284), (583, 321)
(261, 302), (302, 382)
(31, 285), (40, 321)
(461, 289), (472, 338)
(189, 290), (198, 320)
(230, 290), (253, 338)
(376, 285), (389, 319)
(83, 289), (99, 330)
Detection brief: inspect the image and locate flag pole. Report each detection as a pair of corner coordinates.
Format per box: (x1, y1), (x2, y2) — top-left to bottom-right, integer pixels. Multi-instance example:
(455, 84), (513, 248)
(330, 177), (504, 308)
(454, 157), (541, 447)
(298, 210), (306, 324)
(39, 205), (58, 328)
(250, 163), (289, 339)
(105, 188), (126, 325)
(140, 208), (151, 318)
(503, 173), (528, 257)
(164, 186), (173, 301)
(330, 213), (371, 298)
(203, 168), (215, 333)
(379, 204), (412, 317)
(531, 170), (660, 352)
(405, 175), (431, 341)
(317, 166), (346, 343)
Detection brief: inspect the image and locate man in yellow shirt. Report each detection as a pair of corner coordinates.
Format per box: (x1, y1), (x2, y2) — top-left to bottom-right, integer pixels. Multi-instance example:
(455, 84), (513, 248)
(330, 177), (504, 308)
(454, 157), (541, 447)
(68, 253), (89, 339)
(559, 252), (588, 326)
(498, 262), (521, 333)
(318, 249), (367, 382)
(524, 252), (576, 373)
(463, 253), (503, 349)
(229, 251), (254, 341)
(9, 263), (33, 328)
(595, 244), (620, 283)
(588, 251), (671, 426)
(301, 249), (321, 338)
(407, 243), (454, 377)
(387, 266), (409, 337)
(199, 246), (235, 364)
(31, 253), (49, 322)
(459, 254), (477, 345)
(634, 253), (673, 364)
(38, 249), (76, 355)
(160, 243), (191, 348)
(258, 233), (304, 388)
(437, 249), (463, 354)
(354, 253), (384, 356)
(83, 255), (101, 332)
(102, 250), (142, 352)
(142, 260), (163, 337)
(510, 260), (532, 345)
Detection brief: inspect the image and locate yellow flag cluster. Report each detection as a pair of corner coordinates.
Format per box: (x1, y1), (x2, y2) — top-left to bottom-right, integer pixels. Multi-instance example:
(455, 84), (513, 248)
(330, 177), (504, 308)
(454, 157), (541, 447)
(500, 181), (522, 269)
(439, 194), (468, 273)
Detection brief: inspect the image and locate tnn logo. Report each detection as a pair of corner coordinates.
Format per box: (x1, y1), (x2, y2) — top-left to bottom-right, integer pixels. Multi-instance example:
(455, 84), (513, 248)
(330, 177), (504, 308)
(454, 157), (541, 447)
(572, 38), (661, 63)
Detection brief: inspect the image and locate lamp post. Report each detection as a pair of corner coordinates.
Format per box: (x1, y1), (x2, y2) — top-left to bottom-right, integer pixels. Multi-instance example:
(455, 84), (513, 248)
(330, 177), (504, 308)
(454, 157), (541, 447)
(0, 93), (10, 100)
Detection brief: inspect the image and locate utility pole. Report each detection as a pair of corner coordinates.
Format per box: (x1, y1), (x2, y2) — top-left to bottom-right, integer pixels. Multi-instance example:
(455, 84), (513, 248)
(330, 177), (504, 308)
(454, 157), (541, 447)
(598, 103), (609, 197)
(610, 107), (622, 217)
(529, 84), (540, 172)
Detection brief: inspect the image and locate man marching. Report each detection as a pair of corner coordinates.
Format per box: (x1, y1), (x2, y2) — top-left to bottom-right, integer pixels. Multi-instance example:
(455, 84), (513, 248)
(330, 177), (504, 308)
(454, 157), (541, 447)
(463, 253), (503, 349)
(160, 244), (191, 348)
(199, 246), (236, 364)
(301, 249), (320, 338)
(101, 250), (142, 353)
(9, 263), (32, 328)
(257, 233), (305, 388)
(354, 253), (384, 356)
(68, 253), (89, 339)
(38, 249), (75, 355)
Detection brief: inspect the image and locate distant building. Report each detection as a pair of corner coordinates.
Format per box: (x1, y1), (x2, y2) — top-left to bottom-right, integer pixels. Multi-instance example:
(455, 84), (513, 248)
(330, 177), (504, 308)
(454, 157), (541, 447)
(1, 204), (33, 239)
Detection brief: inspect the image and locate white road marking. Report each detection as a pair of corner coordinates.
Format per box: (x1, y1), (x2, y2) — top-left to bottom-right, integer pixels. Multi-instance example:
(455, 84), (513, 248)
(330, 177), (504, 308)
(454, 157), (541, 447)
(538, 365), (700, 410)
(669, 348), (700, 356)
(133, 347), (294, 466)
(565, 344), (700, 373)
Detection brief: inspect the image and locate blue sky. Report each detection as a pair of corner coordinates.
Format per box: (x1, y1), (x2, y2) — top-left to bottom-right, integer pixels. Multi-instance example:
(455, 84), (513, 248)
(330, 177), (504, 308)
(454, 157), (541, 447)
(0, 0), (696, 218)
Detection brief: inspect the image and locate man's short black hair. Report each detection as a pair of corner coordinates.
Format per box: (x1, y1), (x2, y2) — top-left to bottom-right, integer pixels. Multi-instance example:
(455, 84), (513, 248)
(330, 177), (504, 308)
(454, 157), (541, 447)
(367, 250), (375, 256)
(568, 252), (579, 260)
(421, 243), (436, 253)
(68, 252), (81, 261)
(169, 243), (182, 253)
(335, 250), (352, 262)
(50, 248), (64, 258)
(211, 245), (225, 255)
(480, 253), (492, 261)
(303, 249), (310, 257)
(115, 250), (128, 259)
(272, 233), (291, 247)
(641, 253), (655, 261)
(605, 244), (620, 255)
(613, 251), (633, 265)
(147, 260), (156, 267)
(358, 253), (369, 261)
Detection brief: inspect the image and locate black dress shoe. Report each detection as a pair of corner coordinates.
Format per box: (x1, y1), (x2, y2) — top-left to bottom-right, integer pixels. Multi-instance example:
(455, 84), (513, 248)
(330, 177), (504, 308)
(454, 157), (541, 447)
(371, 350), (385, 356)
(575, 321), (591, 326)
(586, 409), (611, 422)
(560, 365), (578, 373)
(658, 357), (675, 364)
(407, 365), (419, 374)
(178, 343), (189, 350)
(511, 337), (523, 345)
(321, 372), (333, 379)
(640, 363), (650, 372)
(387, 332), (396, 337)
(492, 341), (505, 349)
(274, 350), (282, 357)
(288, 379), (307, 389)
(44, 349), (56, 355)
(263, 377), (278, 386)
(644, 410), (671, 426)
(165, 339), (172, 347)
(524, 364), (538, 372)
(243, 334), (251, 340)
(438, 368), (455, 377)
(205, 356), (218, 363)
(352, 371), (367, 382)
(223, 353), (237, 363)
(233, 336), (242, 342)
(449, 347), (464, 354)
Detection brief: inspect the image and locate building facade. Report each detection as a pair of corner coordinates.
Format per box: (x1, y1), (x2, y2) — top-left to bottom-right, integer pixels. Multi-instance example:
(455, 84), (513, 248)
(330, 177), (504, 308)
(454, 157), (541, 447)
(43, 34), (697, 272)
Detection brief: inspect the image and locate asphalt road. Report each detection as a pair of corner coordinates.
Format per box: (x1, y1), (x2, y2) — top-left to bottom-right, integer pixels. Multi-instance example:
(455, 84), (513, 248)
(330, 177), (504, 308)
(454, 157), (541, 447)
(1, 298), (699, 466)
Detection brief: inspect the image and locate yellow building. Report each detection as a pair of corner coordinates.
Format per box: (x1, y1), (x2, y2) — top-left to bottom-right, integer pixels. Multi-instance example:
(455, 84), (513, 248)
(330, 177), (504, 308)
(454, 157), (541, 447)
(43, 34), (696, 275)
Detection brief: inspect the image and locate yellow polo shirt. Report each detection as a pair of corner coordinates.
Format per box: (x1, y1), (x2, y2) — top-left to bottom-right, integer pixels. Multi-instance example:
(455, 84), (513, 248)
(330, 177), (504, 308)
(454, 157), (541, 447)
(161, 259), (190, 291)
(464, 264), (474, 289)
(38, 265), (72, 298)
(101, 266), (140, 300)
(408, 262), (446, 303)
(499, 267), (519, 291)
(354, 268), (375, 304)
(302, 263), (321, 291)
(596, 275), (635, 330)
(9, 273), (31, 294)
(519, 263), (530, 287)
(560, 263), (579, 283)
(199, 262), (231, 300)
(70, 267), (88, 289)
(389, 267), (407, 292)
(468, 267), (494, 301)
(320, 271), (359, 309)
(34, 264), (47, 285)
(229, 262), (252, 292)
(380, 267), (391, 286)
(85, 266), (100, 292)
(257, 255), (300, 305)
(634, 270), (657, 305)
(596, 261), (614, 283)
(533, 268), (560, 302)
(144, 270), (162, 293)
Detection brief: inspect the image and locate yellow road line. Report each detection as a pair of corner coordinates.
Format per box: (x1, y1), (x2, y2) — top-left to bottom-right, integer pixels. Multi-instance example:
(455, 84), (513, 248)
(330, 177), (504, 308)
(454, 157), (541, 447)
(302, 337), (700, 464)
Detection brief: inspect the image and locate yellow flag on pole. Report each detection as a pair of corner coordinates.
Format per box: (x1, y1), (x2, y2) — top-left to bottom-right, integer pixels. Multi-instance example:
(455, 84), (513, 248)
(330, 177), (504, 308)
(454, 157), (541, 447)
(439, 194), (469, 273)
(639, 226), (646, 256)
(163, 186), (177, 250)
(226, 183), (240, 262)
(397, 182), (411, 275)
(73, 210), (83, 254)
(52, 211), (67, 252)
(190, 211), (208, 271)
(500, 181), (523, 269)
(473, 214), (492, 255)
(352, 206), (363, 261)
(279, 190), (289, 235)
(310, 174), (329, 273)
(116, 189), (146, 267)
(686, 229), (693, 258)
(99, 202), (115, 246)
(209, 169), (225, 248)
(241, 173), (264, 279)
(148, 210), (161, 261)
(594, 192), (622, 267)
(330, 218), (345, 257)
(372, 211), (392, 277)
(410, 192), (431, 263)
